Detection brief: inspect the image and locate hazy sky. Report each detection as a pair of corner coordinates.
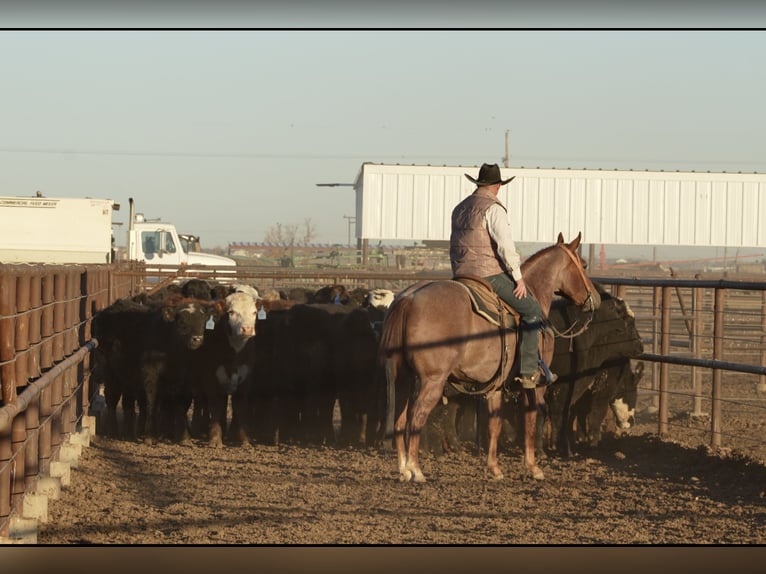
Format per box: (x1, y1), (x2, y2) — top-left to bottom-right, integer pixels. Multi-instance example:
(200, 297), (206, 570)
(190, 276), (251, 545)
(2, 4), (766, 263)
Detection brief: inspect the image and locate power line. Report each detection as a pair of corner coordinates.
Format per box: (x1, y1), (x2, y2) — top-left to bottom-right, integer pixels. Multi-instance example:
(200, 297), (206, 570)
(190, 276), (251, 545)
(1, 146), (764, 169)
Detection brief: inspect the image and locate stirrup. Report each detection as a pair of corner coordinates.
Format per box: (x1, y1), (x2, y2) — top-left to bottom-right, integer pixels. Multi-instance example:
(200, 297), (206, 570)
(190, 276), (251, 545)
(539, 359), (558, 385)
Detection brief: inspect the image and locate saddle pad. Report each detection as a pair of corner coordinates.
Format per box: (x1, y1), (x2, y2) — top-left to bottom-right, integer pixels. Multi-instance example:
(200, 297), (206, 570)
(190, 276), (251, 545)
(452, 275), (517, 329)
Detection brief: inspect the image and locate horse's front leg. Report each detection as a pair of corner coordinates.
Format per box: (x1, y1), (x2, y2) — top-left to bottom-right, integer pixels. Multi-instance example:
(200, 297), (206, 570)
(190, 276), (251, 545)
(485, 390), (504, 479)
(523, 388), (545, 480)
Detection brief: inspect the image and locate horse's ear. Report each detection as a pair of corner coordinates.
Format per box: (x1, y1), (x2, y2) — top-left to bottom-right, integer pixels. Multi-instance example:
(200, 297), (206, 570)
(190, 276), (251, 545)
(568, 232), (582, 251)
(557, 232), (565, 244)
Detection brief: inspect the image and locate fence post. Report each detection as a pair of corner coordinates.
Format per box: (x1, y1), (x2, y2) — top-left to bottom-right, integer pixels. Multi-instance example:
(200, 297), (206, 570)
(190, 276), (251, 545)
(28, 273), (42, 381)
(0, 270), (17, 404)
(0, 430), (10, 536)
(650, 285), (661, 412)
(760, 291), (766, 393)
(692, 286), (705, 417)
(14, 272), (31, 389)
(711, 287), (725, 448)
(658, 286), (672, 436)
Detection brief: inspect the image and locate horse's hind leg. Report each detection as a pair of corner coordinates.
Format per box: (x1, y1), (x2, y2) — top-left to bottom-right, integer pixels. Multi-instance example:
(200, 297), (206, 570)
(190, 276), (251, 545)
(403, 377), (444, 483)
(393, 400), (409, 480)
(486, 390), (504, 479)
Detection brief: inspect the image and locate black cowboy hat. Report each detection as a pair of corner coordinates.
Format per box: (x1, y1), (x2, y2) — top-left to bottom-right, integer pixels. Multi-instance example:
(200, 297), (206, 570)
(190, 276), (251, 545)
(465, 163), (515, 186)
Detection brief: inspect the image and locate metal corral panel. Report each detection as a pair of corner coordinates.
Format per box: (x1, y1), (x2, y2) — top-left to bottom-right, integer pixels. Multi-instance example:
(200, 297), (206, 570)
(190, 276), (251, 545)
(354, 163), (766, 248)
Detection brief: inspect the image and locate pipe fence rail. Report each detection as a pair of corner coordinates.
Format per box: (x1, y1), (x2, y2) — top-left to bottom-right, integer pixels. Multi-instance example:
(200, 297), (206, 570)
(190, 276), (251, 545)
(1, 262), (766, 541)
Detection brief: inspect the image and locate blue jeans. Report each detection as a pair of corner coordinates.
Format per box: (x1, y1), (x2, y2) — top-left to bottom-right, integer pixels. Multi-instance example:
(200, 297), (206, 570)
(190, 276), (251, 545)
(485, 272), (543, 377)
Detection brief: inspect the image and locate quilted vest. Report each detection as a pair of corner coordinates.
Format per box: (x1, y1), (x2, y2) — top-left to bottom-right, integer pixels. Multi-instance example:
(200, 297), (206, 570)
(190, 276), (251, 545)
(449, 188), (507, 278)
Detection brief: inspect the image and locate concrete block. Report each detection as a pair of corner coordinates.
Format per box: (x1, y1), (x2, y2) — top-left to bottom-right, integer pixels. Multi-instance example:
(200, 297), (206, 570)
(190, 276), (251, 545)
(22, 493), (49, 523)
(50, 461), (71, 487)
(69, 427), (91, 448)
(58, 443), (82, 469)
(0, 516), (38, 544)
(36, 476), (62, 501)
(81, 414), (98, 435)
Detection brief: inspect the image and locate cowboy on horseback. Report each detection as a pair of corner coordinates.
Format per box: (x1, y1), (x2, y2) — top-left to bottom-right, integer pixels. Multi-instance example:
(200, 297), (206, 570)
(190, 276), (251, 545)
(449, 163), (550, 390)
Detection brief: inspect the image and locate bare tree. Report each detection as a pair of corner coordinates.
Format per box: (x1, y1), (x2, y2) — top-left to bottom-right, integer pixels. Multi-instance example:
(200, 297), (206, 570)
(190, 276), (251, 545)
(263, 219), (318, 264)
(300, 218), (317, 245)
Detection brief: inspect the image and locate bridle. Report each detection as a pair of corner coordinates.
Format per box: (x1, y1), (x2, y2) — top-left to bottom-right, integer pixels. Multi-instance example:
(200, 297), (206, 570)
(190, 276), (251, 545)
(547, 243), (596, 345)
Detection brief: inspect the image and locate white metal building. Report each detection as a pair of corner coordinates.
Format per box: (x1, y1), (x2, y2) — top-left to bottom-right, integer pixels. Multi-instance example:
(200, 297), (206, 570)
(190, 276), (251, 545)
(351, 163), (766, 249)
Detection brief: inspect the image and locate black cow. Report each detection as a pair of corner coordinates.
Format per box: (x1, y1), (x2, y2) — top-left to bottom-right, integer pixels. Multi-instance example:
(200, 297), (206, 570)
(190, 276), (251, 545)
(273, 302), (358, 445)
(332, 304), (388, 447)
(247, 299), (296, 445)
(137, 295), (219, 444)
(92, 297), (155, 439)
(541, 286), (644, 456)
(93, 294), (218, 443)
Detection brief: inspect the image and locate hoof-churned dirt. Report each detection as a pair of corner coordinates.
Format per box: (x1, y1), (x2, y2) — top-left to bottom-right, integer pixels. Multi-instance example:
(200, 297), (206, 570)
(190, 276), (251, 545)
(37, 419), (766, 545)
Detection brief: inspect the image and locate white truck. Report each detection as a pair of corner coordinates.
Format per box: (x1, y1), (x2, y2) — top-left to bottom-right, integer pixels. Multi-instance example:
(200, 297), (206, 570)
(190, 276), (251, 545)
(125, 197), (236, 268)
(0, 194), (237, 270)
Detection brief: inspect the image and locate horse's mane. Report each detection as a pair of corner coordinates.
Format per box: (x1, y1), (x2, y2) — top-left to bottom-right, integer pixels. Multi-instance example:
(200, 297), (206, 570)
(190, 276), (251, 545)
(520, 242), (555, 269)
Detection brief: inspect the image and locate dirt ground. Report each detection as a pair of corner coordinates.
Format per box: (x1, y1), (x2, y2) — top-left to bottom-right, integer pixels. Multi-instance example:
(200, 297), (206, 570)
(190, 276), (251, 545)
(36, 408), (766, 545)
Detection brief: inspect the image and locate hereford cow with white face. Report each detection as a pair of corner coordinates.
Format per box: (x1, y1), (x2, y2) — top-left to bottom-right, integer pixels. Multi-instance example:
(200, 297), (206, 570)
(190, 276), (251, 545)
(364, 288), (396, 310)
(191, 291), (261, 447)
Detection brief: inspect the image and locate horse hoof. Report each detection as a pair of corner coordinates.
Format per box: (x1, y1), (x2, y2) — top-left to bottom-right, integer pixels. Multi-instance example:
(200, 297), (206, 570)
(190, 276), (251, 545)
(399, 470), (413, 482)
(531, 467), (545, 480)
(488, 467), (504, 480)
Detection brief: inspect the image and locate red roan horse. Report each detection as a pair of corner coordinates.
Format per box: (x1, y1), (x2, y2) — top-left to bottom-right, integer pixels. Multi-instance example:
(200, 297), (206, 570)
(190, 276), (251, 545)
(380, 233), (601, 482)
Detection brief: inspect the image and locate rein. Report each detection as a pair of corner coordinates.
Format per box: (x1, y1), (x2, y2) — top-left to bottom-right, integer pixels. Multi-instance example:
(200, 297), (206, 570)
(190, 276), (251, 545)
(546, 243), (596, 349)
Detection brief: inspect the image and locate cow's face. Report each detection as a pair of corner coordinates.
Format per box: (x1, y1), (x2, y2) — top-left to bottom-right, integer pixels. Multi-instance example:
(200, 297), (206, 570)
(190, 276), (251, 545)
(365, 288), (395, 310)
(161, 301), (214, 351)
(610, 360), (644, 432)
(610, 397), (635, 431)
(224, 292), (259, 352)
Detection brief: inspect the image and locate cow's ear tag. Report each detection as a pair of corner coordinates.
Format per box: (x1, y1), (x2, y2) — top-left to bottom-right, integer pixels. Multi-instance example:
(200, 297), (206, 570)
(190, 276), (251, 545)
(206, 316), (216, 330)
(257, 308), (267, 320)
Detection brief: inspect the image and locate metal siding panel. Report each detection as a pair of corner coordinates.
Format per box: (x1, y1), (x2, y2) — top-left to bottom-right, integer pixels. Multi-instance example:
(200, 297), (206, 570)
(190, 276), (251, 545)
(742, 182), (759, 246)
(664, 180), (680, 244)
(414, 176), (431, 240)
(536, 178), (556, 243)
(569, 178), (587, 243)
(647, 180), (665, 243)
(759, 183), (766, 245)
(426, 175), (446, 241)
(694, 181), (712, 245)
(360, 172), (382, 238)
(552, 177), (571, 242)
(395, 174), (415, 239)
(584, 178), (603, 244)
(381, 174), (400, 238)
(501, 178), (525, 242)
(679, 181), (696, 244)
(616, 179), (634, 244)
(710, 181), (728, 245)
(600, 179), (619, 243)
(725, 181), (743, 245)
(632, 179), (650, 243)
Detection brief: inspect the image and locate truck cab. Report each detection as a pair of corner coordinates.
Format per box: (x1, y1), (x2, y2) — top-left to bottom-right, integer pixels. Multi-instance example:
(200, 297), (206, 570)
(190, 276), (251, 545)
(127, 198), (237, 269)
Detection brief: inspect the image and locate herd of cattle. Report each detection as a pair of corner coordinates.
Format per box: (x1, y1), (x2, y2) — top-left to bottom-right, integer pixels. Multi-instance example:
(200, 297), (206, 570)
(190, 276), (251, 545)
(90, 277), (645, 459)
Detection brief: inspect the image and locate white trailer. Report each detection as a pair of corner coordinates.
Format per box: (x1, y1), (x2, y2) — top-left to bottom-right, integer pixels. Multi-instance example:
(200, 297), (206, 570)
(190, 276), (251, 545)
(0, 195), (116, 264)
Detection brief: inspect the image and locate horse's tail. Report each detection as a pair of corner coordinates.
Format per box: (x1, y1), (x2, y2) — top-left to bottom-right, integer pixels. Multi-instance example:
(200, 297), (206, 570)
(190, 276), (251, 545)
(379, 294), (414, 438)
